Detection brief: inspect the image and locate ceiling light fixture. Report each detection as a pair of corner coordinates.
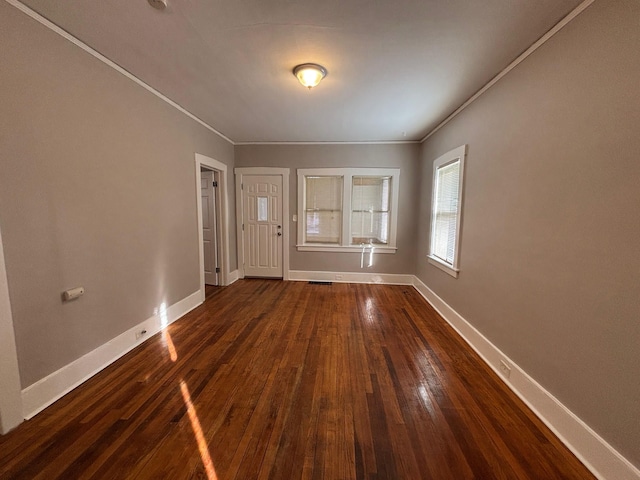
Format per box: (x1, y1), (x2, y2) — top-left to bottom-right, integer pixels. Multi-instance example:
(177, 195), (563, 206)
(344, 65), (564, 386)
(293, 63), (327, 89)
(148, 0), (167, 10)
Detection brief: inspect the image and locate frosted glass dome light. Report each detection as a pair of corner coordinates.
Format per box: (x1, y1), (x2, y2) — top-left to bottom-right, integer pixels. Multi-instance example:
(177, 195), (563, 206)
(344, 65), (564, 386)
(293, 63), (327, 89)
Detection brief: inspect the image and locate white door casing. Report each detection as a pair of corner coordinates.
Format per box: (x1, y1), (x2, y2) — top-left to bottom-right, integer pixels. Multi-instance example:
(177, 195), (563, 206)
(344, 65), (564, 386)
(201, 170), (218, 285)
(235, 168), (290, 280)
(0, 224), (23, 433)
(195, 154), (230, 301)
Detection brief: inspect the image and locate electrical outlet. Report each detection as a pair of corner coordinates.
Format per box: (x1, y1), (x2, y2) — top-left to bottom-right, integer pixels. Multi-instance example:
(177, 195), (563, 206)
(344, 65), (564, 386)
(499, 360), (511, 379)
(135, 329), (148, 340)
(335, 274), (343, 280)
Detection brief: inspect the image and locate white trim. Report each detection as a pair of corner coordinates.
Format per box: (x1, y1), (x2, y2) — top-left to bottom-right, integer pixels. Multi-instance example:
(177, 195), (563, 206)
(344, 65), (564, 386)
(4, 0), (234, 146)
(287, 269), (640, 479)
(412, 276), (640, 480)
(234, 140), (420, 146)
(427, 255), (459, 278)
(5, 0), (595, 147)
(429, 145), (466, 276)
(288, 270), (413, 286)
(235, 174), (243, 278)
(9, 260), (639, 479)
(295, 245), (397, 254)
(195, 154), (230, 297)
(21, 290), (202, 419)
(297, 168), (400, 251)
(420, 0), (596, 143)
(0, 226), (23, 434)
(234, 167), (290, 280)
(227, 269), (240, 285)
(234, 167), (292, 175)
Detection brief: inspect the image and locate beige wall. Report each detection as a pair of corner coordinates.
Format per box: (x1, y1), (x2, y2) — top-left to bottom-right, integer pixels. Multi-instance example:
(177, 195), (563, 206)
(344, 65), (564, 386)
(2, 0), (638, 469)
(417, 0), (640, 466)
(0, 3), (235, 388)
(235, 144), (420, 275)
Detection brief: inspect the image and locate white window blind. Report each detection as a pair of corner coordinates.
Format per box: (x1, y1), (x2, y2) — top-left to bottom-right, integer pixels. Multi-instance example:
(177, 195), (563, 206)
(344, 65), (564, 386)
(304, 176), (343, 243)
(431, 160), (460, 265)
(351, 176), (391, 245)
(297, 167), (400, 252)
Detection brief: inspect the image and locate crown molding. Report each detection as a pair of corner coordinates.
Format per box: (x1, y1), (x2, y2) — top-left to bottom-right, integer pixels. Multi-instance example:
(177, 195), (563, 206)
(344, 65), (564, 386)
(5, 0), (596, 150)
(420, 0), (596, 144)
(5, 0), (235, 146)
(234, 140), (420, 146)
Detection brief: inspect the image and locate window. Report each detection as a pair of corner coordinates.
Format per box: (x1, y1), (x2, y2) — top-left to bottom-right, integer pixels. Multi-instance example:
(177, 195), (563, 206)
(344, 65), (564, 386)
(351, 176), (390, 245)
(304, 176), (343, 244)
(428, 145), (466, 277)
(297, 168), (400, 252)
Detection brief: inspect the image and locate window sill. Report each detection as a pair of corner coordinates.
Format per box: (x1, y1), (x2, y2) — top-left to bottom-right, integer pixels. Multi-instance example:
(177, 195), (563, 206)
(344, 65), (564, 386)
(427, 255), (459, 278)
(297, 245), (397, 254)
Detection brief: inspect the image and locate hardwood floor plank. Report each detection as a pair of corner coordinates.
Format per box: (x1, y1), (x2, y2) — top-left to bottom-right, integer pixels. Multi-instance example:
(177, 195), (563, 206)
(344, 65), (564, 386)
(0, 280), (596, 479)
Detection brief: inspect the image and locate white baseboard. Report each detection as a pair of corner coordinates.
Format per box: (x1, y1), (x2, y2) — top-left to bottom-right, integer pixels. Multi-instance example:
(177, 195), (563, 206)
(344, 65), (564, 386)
(412, 276), (640, 480)
(227, 269), (239, 285)
(15, 271), (639, 479)
(21, 290), (203, 420)
(288, 270), (414, 285)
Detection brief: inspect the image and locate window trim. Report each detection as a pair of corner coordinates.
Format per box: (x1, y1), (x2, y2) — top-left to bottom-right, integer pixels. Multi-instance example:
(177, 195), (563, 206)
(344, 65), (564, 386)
(427, 145), (467, 278)
(297, 168), (400, 253)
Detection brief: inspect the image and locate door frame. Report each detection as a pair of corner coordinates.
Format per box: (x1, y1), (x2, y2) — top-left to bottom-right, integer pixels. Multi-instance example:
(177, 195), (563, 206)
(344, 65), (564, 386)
(0, 225), (24, 433)
(235, 167), (290, 280)
(195, 154), (229, 300)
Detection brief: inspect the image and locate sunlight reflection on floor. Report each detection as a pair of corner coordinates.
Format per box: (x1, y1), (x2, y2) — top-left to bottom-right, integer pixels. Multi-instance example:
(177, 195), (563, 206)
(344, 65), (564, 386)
(364, 297), (376, 324)
(163, 330), (178, 362)
(180, 380), (218, 480)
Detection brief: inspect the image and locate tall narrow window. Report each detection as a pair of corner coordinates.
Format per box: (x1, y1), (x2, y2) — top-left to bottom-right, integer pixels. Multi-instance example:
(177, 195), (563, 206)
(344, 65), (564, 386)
(304, 176), (343, 244)
(351, 176), (391, 245)
(429, 145), (466, 277)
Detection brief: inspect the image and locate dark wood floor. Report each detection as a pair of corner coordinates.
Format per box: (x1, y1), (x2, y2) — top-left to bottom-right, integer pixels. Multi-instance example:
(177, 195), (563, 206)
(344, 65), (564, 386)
(0, 280), (594, 479)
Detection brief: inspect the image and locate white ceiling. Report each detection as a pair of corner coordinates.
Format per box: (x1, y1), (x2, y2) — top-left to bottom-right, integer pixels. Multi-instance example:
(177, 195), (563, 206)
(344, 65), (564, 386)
(20, 0), (583, 143)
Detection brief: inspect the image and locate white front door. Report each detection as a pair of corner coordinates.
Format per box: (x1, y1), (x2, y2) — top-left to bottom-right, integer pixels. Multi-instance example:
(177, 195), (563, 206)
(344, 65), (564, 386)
(201, 170), (218, 285)
(242, 175), (283, 278)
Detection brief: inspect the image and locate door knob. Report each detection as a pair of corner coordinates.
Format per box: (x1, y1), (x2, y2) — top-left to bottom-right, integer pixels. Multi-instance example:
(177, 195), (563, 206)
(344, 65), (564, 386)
(277, 232), (282, 236)
(277, 225), (282, 229)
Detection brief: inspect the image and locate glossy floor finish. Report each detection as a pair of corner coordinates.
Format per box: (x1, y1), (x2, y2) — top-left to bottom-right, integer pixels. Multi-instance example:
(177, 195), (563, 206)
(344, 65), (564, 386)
(0, 280), (594, 479)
